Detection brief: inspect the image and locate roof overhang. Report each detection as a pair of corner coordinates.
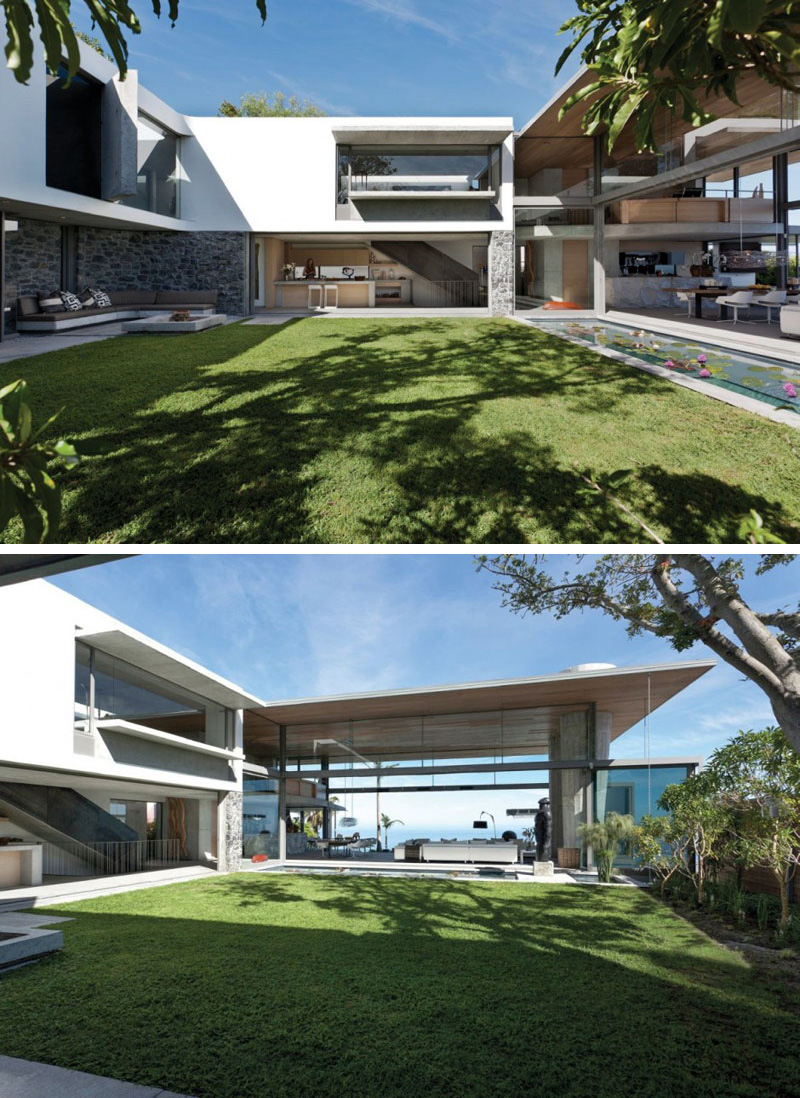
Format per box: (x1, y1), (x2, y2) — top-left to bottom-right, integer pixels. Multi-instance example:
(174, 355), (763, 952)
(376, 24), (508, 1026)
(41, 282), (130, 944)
(0, 555), (132, 587)
(244, 660), (715, 761)
(332, 122), (513, 145)
(77, 627), (264, 710)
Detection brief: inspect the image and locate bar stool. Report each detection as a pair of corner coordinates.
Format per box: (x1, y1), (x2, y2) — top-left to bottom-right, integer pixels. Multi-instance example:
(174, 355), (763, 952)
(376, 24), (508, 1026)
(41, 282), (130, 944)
(323, 283), (339, 309)
(307, 283), (323, 310)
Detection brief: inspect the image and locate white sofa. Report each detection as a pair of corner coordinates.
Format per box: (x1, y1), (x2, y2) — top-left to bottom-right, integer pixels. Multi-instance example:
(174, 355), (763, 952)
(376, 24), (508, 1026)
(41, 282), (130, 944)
(780, 304), (800, 338)
(419, 841), (519, 864)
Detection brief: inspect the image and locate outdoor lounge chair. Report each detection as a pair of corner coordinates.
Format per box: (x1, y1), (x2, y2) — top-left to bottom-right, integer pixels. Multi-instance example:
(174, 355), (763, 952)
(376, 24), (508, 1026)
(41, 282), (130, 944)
(750, 289), (786, 323)
(714, 290), (753, 324)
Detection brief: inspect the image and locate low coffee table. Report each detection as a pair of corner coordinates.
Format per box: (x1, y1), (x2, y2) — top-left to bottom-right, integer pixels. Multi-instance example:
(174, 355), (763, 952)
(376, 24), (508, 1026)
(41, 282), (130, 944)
(122, 313), (227, 333)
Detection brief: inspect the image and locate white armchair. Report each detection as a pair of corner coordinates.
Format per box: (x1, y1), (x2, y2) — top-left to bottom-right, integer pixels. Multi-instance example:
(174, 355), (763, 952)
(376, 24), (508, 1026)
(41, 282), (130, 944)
(715, 290), (753, 324)
(751, 289), (786, 323)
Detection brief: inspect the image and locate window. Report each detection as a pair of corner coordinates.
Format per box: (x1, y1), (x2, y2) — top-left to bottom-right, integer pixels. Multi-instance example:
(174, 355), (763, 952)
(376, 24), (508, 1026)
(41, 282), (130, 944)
(74, 643), (233, 745)
(337, 145), (500, 207)
(120, 114), (180, 218)
(46, 67), (102, 198)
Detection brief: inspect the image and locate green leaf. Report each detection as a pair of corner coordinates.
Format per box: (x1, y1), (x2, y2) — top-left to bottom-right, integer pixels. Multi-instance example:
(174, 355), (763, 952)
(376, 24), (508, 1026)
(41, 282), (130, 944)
(3, 0), (35, 82)
(727, 0), (767, 33)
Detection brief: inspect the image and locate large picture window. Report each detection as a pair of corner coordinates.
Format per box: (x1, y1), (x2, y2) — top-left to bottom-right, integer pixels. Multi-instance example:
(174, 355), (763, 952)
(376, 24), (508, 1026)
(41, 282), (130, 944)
(46, 67), (102, 198)
(337, 144), (500, 206)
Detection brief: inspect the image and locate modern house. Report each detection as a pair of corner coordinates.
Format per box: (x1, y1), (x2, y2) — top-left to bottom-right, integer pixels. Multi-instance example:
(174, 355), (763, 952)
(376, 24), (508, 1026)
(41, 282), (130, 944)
(2, 38), (799, 331)
(0, 579), (713, 889)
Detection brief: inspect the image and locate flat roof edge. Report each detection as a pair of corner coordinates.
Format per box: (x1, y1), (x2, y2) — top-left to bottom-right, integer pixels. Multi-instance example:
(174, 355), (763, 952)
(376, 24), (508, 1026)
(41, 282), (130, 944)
(255, 659), (716, 713)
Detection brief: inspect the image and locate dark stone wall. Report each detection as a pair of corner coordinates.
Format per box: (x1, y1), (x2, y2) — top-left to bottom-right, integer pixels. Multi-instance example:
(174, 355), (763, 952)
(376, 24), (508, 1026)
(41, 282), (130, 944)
(3, 217), (249, 323)
(76, 228), (249, 315)
(5, 217), (62, 298)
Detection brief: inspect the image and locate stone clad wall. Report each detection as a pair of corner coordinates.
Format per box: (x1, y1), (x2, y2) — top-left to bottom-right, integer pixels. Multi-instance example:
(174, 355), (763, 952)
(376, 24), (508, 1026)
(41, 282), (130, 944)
(489, 229), (514, 316)
(4, 218), (62, 299)
(2, 217), (249, 320)
(220, 790), (243, 872)
(77, 228), (249, 315)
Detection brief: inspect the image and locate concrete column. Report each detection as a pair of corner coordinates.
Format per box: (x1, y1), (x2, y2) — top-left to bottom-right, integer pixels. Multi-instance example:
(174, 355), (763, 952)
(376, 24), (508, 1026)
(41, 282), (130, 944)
(558, 711), (588, 853)
(101, 71), (138, 201)
(278, 725), (287, 861)
(488, 229), (515, 316)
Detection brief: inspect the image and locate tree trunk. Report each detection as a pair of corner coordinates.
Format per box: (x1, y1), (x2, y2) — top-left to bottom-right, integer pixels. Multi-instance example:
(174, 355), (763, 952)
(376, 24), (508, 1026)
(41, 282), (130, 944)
(779, 871), (791, 934)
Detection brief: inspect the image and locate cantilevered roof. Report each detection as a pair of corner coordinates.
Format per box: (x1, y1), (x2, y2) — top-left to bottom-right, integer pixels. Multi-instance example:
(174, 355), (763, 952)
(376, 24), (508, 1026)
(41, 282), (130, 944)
(78, 628), (264, 710)
(244, 660), (715, 762)
(332, 120), (514, 145)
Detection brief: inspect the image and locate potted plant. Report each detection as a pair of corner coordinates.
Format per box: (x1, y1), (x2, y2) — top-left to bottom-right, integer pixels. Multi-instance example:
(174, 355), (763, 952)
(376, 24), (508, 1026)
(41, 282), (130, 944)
(577, 812), (635, 882)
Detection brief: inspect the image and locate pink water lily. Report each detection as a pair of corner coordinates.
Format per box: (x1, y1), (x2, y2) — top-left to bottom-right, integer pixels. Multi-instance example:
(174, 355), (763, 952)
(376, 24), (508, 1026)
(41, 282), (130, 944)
(664, 359), (675, 369)
(699, 368), (711, 378)
(697, 353), (708, 364)
(783, 382), (798, 399)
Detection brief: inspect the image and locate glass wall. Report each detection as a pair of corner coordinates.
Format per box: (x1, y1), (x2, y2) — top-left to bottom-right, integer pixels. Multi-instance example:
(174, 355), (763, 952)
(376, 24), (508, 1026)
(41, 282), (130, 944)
(514, 207), (594, 310)
(74, 643), (233, 745)
(594, 764), (695, 866)
(337, 145), (499, 211)
(120, 114), (180, 218)
(242, 778), (279, 859)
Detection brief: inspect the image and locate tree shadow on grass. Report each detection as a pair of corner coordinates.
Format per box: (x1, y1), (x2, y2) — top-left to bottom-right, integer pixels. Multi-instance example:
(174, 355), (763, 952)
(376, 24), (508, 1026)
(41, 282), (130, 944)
(4, 318), (798, 543)
(0, 877), (796, 1098)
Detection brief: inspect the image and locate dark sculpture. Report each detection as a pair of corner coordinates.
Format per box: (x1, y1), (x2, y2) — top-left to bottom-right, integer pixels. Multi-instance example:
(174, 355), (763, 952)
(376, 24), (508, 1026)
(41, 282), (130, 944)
(534, 797), (552, 862)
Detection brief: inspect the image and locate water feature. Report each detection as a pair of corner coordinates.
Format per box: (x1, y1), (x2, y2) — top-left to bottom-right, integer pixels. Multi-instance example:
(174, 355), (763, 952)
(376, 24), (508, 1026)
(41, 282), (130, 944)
(528, 320), (800, 416)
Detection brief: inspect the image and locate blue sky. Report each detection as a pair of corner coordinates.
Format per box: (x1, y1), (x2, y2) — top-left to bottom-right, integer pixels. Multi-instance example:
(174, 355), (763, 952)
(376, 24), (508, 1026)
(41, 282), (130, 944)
(48, 553), (796, 834)
(72, 0), (581, 126)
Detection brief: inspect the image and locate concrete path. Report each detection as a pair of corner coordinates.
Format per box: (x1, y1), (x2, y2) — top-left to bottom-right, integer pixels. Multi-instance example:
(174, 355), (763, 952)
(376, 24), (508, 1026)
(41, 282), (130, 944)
(0, 864), (219, 912)
(0, 1056), (194, 1098)
(0, 316), (242, 365)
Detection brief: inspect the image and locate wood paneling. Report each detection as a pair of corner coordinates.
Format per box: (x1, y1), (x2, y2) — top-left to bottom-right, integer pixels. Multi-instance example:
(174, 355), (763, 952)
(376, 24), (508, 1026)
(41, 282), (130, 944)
(286, 246), (370, 266)
(562, 239), (589, 307)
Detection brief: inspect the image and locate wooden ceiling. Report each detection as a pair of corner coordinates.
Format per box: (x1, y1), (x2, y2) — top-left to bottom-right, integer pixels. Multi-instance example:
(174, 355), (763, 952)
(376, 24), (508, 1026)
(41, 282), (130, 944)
(243, 662), (714, 761)
(516, 68), (786, 179)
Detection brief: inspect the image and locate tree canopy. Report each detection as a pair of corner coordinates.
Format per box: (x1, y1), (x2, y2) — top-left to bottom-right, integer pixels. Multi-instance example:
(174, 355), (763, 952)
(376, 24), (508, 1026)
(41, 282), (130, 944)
(556, 0), (800, 151)
(218, 91), (325, 118)
(477, 553), (800, 752)
(3, 0), (266, 84)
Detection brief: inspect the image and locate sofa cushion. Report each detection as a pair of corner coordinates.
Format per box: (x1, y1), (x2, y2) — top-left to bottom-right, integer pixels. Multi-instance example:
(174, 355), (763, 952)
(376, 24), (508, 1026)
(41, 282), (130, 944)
(17, 295), (39, 316)
(38, 291), (64, 313)
(61, 291), (83, 312)
(78, 289), (96, 308)
(107, 290), (157, 306)
(155, 290), (218, 306)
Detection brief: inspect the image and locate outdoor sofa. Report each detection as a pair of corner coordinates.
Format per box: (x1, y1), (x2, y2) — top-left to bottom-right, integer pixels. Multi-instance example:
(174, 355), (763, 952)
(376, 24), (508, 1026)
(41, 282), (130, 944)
(780, 304), (800, 338)
(15, 290), (219, 333)
(394, 839), (519, 864)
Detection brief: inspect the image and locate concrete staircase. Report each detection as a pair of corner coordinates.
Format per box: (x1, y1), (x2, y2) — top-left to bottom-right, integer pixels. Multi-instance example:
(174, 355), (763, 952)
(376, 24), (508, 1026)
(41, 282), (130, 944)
(372, 241), (480, 305)
(0, 782), (138, 874)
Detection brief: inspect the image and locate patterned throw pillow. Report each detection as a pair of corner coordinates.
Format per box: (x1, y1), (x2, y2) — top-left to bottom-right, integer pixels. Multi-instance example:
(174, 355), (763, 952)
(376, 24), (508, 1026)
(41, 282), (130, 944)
(89, 288), (112, 308)
(38, 291), (64, 314)
(60, 291), (83, 312)
(78, 289), (96, 308)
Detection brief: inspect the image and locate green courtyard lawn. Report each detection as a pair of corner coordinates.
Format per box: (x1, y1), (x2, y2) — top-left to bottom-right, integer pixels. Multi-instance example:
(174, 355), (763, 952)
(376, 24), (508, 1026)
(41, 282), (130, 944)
(2, 317), (799, 543)
(1, 876), (797, 1098)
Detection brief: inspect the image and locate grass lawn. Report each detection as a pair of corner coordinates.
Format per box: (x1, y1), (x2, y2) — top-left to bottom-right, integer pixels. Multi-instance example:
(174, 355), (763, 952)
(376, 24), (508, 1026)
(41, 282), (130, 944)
(1, 875), (798, 1098)
(2, 317), (799, 543)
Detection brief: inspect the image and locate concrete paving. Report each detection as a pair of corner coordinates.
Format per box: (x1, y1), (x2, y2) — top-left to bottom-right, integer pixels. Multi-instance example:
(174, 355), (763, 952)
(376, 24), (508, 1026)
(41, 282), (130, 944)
(0, 1056), (193, 1098)
(0, 864), (219, 912)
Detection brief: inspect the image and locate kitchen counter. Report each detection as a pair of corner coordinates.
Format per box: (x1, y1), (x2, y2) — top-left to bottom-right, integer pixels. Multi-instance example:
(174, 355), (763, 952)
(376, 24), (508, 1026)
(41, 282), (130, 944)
(0, 843), (43, 888)
(606, 276), (714, 309)
(275, 279), (377, 308)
